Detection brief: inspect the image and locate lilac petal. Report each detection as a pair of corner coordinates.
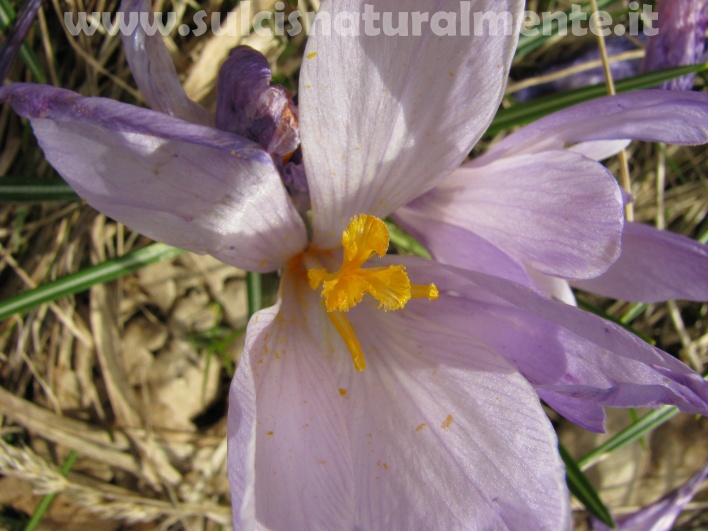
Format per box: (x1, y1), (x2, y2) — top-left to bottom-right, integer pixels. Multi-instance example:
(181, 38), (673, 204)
(397, 257), (708, 431)
(228, 291), (355, 530)
(216, 46), (299, 158)
(568, 139), (631, 162)
(393, 208), (535, 287)
(227, 319), (258, 530)
(300, 0), (524, 248)
(406, 151), (624, 279)
(417, 294), (707, 433)
(573, 222), (708, 302)
(119, 0), (212, 126)
(229, 262), (570, 529)
(593, 462), (708, 531)
(282, 161), (311, 213)
(0, 0), (42, 83)
(477, 90), (708, 164)
(1, 83), (307, 272)
(537, 392), (607, 433)
(347, 299), (570, 529)
(527, 270), (576, 306)
(642, 0), (708, 90)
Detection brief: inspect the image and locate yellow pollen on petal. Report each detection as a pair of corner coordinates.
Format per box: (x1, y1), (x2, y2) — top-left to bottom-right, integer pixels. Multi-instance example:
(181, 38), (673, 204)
(307, 214), (438, 371)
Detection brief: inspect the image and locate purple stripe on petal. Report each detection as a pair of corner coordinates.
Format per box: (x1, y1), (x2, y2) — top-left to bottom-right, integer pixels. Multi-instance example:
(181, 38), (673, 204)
(1, 83), (307, 272)
(119, 0), (212, 126)
(478, 91), (708, 163)
(216, 46), (299, 158)
(573, 222), (708, 302)
(642, 0), (708, 90)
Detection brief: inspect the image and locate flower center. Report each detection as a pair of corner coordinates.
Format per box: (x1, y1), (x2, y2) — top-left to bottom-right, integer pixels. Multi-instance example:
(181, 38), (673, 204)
(307, 214), (438, 371)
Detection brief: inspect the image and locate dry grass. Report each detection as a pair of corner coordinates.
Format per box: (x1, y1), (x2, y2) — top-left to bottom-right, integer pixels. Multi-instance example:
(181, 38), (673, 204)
(0, 0), (706, 529)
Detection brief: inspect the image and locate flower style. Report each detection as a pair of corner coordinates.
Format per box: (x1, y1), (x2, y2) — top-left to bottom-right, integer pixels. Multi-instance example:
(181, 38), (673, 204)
(3, 0), (708, 529)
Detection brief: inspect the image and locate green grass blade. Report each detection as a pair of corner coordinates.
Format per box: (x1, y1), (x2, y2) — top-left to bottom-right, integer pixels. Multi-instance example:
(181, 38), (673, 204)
(23, 450), (78, 531)
(578, 405), (679, 471)
(560, 442), (616, 528)
(515, 0), (616, 59)
(0, 0), (47, 84)
(0, 178), (80, 202)
(620, 303), (649, 325)
(386, 220), (431, 259)
(489, 63), (708, 136)
(0, 243), (184, 321)
(246, 271), (263, 318)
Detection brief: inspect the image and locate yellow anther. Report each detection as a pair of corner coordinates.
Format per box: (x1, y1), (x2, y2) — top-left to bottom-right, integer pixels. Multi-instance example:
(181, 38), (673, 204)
(308, 214), (438, 370)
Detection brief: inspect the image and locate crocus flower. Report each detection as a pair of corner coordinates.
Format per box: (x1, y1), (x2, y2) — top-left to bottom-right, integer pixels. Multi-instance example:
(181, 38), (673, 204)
(2, 1), (708, 529)
(643, 0), (708, 90)
(592, 462), (708, 531)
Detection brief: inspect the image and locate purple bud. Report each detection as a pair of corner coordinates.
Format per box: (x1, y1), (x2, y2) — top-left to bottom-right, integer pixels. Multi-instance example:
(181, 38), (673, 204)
(216, 46), (300, 158)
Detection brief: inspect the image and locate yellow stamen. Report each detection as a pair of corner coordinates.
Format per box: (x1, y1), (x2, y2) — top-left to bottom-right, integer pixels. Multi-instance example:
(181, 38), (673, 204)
(308, 214), (438, 370)
(411, 283), (439, 300)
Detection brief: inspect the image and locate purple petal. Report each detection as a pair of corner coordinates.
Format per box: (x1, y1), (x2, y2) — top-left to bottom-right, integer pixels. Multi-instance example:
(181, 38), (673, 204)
(405, 151), (624, 279)
(227, 320), (258, 530)
(573, 222), (708, 302)
(300, 0), (524, 248)
(478, 91), (708, 164)
(282, 161), (311, 213)
(119, 0), (212, 125)
(398, 257), (708, 431)
(0, 83), (307, 272)
(527, 270), (577, 306)
(0, 0), (42, 83)
(393, 208), (535, 287)
(593, 463), (708, 531)
(229, 261), (571, 529)
(348, 300), (570, 529)
(642, 0), (708, 90)
(228, 291), (355, 530)
(568, 139), (631, 162)
(216, 46), (299, 158)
